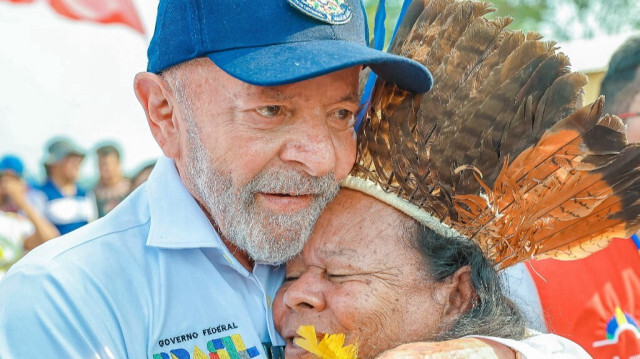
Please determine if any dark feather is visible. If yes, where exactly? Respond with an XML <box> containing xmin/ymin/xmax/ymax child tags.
<box><xmin>351</xmin><ymin>0</ymin><xmax>640</xmax><ymax>268</ymax></box>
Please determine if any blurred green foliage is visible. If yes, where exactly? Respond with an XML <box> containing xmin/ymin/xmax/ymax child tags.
<box><xmin>363</xmin><ymin>0</ymin><xmax>640</xmax><ymax>45</ymax></box>
<box><xmin>363</xmin><ymin>0</ymin><xmax>406</xmax><ymax>48</ymax></box>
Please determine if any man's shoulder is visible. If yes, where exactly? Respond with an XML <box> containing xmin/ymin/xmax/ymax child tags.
<box><xmin>7</xmin><ymin>188</ymin><xmax>152</xmax><ymax>277</ymax></box>
<box><xmin>0</xmin><ymin>201</ymin><xmax>153</xmax><ymax>358</ymax></box>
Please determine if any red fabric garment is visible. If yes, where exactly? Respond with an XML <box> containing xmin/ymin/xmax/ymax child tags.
<box><xmin>528</xmin><ymin>237</ymin><xmax>640</xmax><ymax>359</ymax></box>
<box><xmin>48</xmin><ymin>0</ymin><xmax>144</xmax><ymax>34</ymax></box>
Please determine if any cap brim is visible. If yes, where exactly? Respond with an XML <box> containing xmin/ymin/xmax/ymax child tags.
<box><xmin>44</xmin><ymin>150</ymin><xmax>85</xmax><ymax>165</ymax></box>
<box><xmin>208</xmin><ymin>40</ymin><xmax>433</xmax><ymax>93</ymax></box>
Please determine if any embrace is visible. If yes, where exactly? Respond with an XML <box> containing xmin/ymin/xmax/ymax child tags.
<box><xmin>2</xmin><ymin>0</ymin><xmax>639</xmax><ymax>358</ymax></box>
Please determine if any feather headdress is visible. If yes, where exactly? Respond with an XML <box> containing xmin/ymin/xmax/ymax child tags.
<box><xmin>345</xmin><ymin>0</ymin><xmax>640</xmax><ymax>269</ymax></box>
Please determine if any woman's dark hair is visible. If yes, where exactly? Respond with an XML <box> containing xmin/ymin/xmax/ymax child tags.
<box><xmin>412</xmin><ymin>223</ymin><xmax>527</xmax><ymax>340</ymax></box>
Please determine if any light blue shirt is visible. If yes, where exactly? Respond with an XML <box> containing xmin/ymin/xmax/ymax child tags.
<box><xmin>0</xmin><ymin>156</ymin><xmax>285</xmax><ymax>359</ymax></box>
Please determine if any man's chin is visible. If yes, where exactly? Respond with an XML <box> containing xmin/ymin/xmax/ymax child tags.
<box><xmin>245</xmin><ymin>239</ymin><xmax>307</xmax><ymax>264</ymax></box>
<box><xmin>225</xmin><ymin>227</ymin><xmax>308</xmax><ymax>265</ymax></box>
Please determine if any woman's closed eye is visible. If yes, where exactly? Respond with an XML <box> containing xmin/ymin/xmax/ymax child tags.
<box><xmin>284</xmin><ymin>275</ymin><xmax>300</xmax><ymax>282</ymax></box>
<box><xmin>326</xmin><ymin>272</ymin><xmax>359</xmax><ymax>282</ymax></box>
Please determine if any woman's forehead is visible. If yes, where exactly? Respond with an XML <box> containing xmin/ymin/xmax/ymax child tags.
<box><xmin>304</xmin><ymin>189</ymin><xmax>413</xmax><ymax>262</ymax></box>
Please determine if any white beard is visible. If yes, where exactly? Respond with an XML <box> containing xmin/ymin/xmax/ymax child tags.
<box><xmin>182</xmin><ymin>116</ymin><xmax>339</xmax><ymax>264</ymax></box>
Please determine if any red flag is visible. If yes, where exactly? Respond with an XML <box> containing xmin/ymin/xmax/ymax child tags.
<box><xmin>48</xmin><ymin>0</ymin><xmax>145</xmax><ymax>34</ymax></box>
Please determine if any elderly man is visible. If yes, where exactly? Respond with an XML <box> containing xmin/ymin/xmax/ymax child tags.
<box><xmin>0</xmin><ymin>0</ymin><xmax>432</xmax><ymax>358</ymax></box>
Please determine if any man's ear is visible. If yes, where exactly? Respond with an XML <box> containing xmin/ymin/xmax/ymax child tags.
<box><xmin>441</xmin><ymin>266</ymin><xmax>476</xmax><ymax>325</ymax></box>
<box><xmin>134</xmin><ymin>72</ymin><xmax>181</xmax><ymax>159</ymax></box>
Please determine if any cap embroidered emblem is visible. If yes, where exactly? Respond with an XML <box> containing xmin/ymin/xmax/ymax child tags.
<box><xmin>288</xmin><ymin>0</ymin><xmax>352</xmax><ymax>25</ymax></box>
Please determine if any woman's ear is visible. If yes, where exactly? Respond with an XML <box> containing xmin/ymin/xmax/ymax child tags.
<box><xmin>134</xmin><ymin>72</ymin><xmax>181</xmax><ymax>159</ymax></box>
<box><xmin>441</xmin><ymin>266</ymin><xmax>476</xmax><ymax>324</ymax></box>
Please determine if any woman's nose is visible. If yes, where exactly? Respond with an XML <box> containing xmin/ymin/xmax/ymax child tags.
<box><xmin>282</xmin><ymin>272</ymin><xmax>326</xmax><ymax>312</ymax></box>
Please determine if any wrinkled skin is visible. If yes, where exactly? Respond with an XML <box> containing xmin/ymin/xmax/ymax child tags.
<box><xmin>273</xmin><ymin>189</ymin><xmax>472</xmax><ymax>359</ymax></box>
<box><xmin>376</xmin><ymin>338</ymin><xmax>516</xmax><ymax>359</ymax></box>
<box><xmin>134</xmin><ymin>60</ymin><xmax>360</xmax><ymax>267</ymax></box>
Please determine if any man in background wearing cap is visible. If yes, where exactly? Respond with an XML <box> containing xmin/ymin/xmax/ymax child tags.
<box><xmin>0</xmin><ymin>155</ymin><xmax>58</xmax><ymax>278</ymax></box>
<box><xmin>0</xmin><ymin>155</ymin><xmax>29</xmax><ymax>214</ymax></box>
<box><xmin>0</xmin><ymin>1</ymin><xmax>433</xmax><ymax>358</ymax></box>
<box><xmin>32</xmin><ymin>137</ymin><xmax>98</xmax><ymax>235</ymax></box>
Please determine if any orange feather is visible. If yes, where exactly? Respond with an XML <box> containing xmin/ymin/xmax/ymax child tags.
<box><xmin>351</xmin><ymin>0</ymin><xmax>640</xmax><ymax>268</ymax></box>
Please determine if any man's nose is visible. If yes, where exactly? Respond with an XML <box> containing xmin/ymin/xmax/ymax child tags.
<box><xmin>283</xmin><ymin>273</ymin><xmax>326</xmax><ymax>312</ymax></box>
<box><xmin>279</xmin><ymin>115</ymin><xmax>336</xmax><ymax>178</ymax></box>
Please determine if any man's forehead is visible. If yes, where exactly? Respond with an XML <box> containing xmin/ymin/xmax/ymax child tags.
<box><xmin>247</xmin><ymin>87</ymin><xmax>301</xmax><ymax>101</ymax></box>
<box><xmin>244</xmin><ymin>75</ymin><xmax>361</xmax><ymax>103</ymax></box>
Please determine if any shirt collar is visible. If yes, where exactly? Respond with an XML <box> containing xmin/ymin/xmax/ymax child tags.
<box><xmin>145</xmin><ymin>156</ymin><xmax>223</xmax><ymax>250</ymax></box>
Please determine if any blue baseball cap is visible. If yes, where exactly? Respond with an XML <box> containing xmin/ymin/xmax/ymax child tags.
<box><xmin>147</xmin><ymin>0</ymin><xmax>433</xmax><ymax>93</ymax></box>
<box><xmin>0</xmin><ymin>155</ymin><xmax>24</xmax><ymax>177</ymax></box>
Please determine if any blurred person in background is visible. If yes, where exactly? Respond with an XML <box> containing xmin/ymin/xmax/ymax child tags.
<box><xmin>93</xmin><ymin>143</ymin><xmax>131</xmax><ymax>217</ymax></box>
<box><xmin>33</xmin><ymin>138</ymin><xmax>97</xmax><ymax>235</ymax></box>
<box><xmin>0</xmin><ymin>155</ymin><xmax>58</xmax><ymax>277</ymax></box>
<box><xmin>0</xmin><ymin>155</ymin><xmax>29</xmax><ymax>214</ymax></box>
<box><xmin>130</xmin><ymin>160</ymin><xmax>155</xmax><ymax>191</ymax></box>
<box><xmin>602</xmin><ymin>36</ymin><xmax>640</xmax><ymax>142</ymax></box>
<box><xmin>508</xmin><ymin>35</ymin><xmax>640</xmax><ymax>359</ymax></box>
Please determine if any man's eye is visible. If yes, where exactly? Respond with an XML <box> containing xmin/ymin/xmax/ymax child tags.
<box><xmin>256</xmin><ymin>105</ymin><xmax>282</xmax><ymax>117</ymax></box>
<box><xmin>329</xmin><ymin>109</ymin><xmax>356</xmax><ymax>130</ymax></box>
<box><xmin>335</xmin><ymin>109</ymin><xmax>353</xmax><ymax>121</ymax></box>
